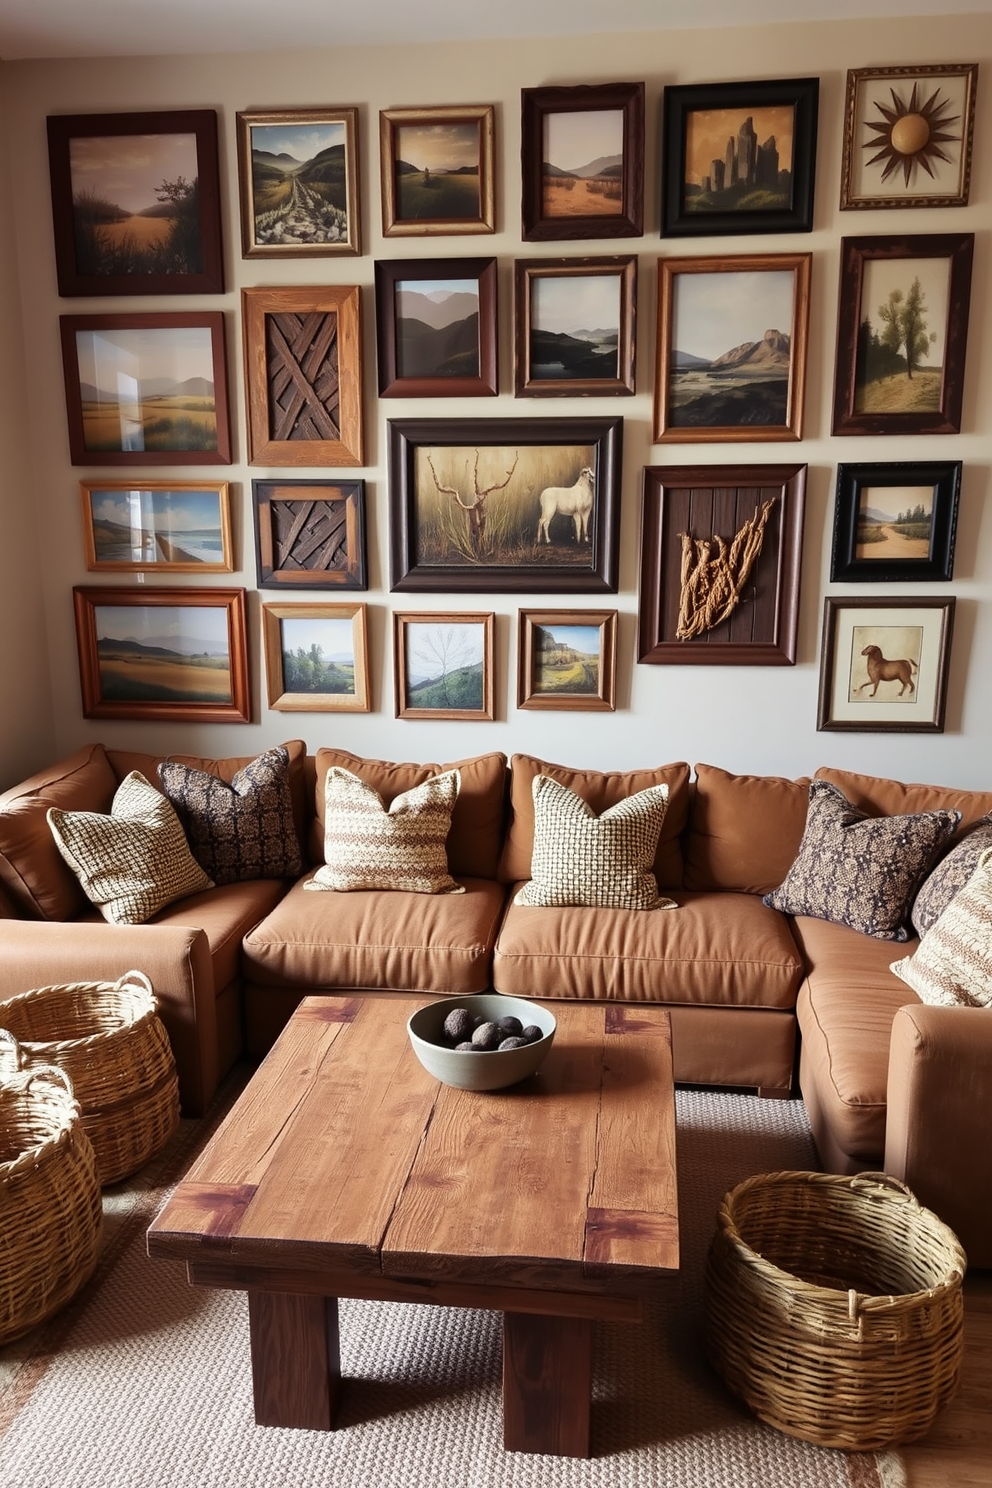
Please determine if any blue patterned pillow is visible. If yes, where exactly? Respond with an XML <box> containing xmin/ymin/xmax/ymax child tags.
<box><xmin>158</xmin><ymin>746</ymin><xmax>303</xmax><ymax>886</ymax></box>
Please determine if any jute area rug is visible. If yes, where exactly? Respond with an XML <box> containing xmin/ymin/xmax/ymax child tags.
<box><xmin>0</xmin><ymin>1069</ymin><xmax>907</xmax><ymax>1488</ymax></box>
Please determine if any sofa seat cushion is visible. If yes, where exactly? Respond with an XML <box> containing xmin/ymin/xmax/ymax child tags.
<box><xmin>242</xmin><ymin>873</ymin><xmax>507</xmax><ymax>995</ymax></box>
<box><xmin>793</xmin><ymin>914</ymin><xmax>920</xmax><ymax>1163</ymax></box>
<box><xmin>149</xmin><ymin>877</ymin><xmax>288</xmax><ymax>993</ymax></box>
<box><xmin>493</xmin><ymin>889</ymin><xmax>802</xmax><ymax>1008</ymax></box>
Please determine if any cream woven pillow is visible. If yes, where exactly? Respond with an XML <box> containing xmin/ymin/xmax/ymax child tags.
<box><xmin>47</xmin><ymin>770</ymin><xmax>213</xmax><ymax>926</ymax></box>
<box><xmin>890</xmin><ymin>848</ymin><xmax>992</xmax><ymax>1008</ymax></box>
<box><xmin>515</xmin><ymin>774</ymin><xmax>675</xmax><ymax>910</ymax></box>
<box><xmin>306</xmin><ymin>766</ymin><xmax>464</xmax><ymax>895</ymax></box>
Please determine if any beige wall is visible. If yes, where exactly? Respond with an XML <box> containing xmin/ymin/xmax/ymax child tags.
<box><xmin>1</xmin><ymin>12</ymin><xmax>989</xmax><ymax>788</ymax></box>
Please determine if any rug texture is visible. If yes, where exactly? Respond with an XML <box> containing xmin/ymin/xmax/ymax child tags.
<box><xmin>0</xmin><ymin>1074</ymin><xmax>907</xmax><ymax>1488</ymax></box>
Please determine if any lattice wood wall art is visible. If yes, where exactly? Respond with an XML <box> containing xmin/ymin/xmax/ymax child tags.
<box><xmin>252</xmin><ymin>479</ymin><xmax>367</xmax><ymax>589</ymax></box>
<box><xmin>242</xmin><ymin>285</ymin><xmax>364</xmax><ymax>465</ymax></box>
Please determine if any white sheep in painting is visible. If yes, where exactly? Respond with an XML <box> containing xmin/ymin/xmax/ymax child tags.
<box><xmin>536</xmin><ymin>466</ymin><xmax>595</xmax><ymax>545</ymax></box>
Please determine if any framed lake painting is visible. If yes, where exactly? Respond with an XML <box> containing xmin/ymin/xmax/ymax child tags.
<box><xmin>393</xmin><ymin>611</ymin><xmax>494</xmax><ymax>720</ymax></box>
<box><xmin>514</xmin><ymin>255</ymin><xmax>636</xmax><ymax>397</ymax></box>
<box><xmin>517</xmin><ymin>608</ymin><xmax>617</xmax><ymax>711</ymax></box>
<box><xmin>262</xmin><ymin>602</ymin><xmax>370</xmax><ymax>713</ymax></box>
<box><xmin>379</xmin><ymin>105</ymin><xmax>495</xmax><ymax>237</ymax></box>
<box><xmin>829</xmin><ymin>460</ymin><xmax>961</xmax><ymax>583</ymax></box>
<box><xmin>521</xmin><ymin>81</ymin><xmax>644</xmax><ymax>241</ymax></box>
<box><xmin>375</xmin><ymin>257</ymin><xmax>497</xmax><ymax>397</ymax></box>
<box><xmin>79</xmin><ymin>480</ymin><xmax>233</xmax><ymax>573</ymax></box>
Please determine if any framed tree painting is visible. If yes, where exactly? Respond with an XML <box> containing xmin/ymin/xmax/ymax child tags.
<box><xmin>47</xmin><ymin>109</ymin><xmax>224</xmax><ymax>296</ymax></box>
<box><xmin>521</xmin><ymin>82</ymin><xmax>644</xmax><ymax>241</ymax></box>
<box><xmin>517</xmin><ymin>609</ymin><xmax>617</xmax><ymax>711</ymax></box>
<box><xmin>374</xmin><ymin>257</ymin><xmax>497</xmax><ymax>397</ymax></box>
<box><xmin>830</xmin><ymin>460</ymin><xmax>961</xmax><ymax>583</ymax></box>
<box><xmin>236</xmin><ymin>107</ymin><xmax>360</xmax><ymax>257</ymax></box>
<box><xmin>379</xmin><ymin>105</ymin><xmax>495</xmax><ymax>237</ymax></box>
<box><xmin>262</xmin><ymin>602</ymin><xmax>370</xmax><ymax>712</ymax></box>
<box><xmin>514</xmin><ymin>255</ymin><xmax>636</xmax><ymax>397</ymax></box>
<box><xmin>840</xmin><ymin>65</ymin><xmax>977</xmax><ymax>210</ymax></box>
<box><xmin>393</xmin><ymin>611</ymin><xmax>494</xmax><ymax>720</ymax></box>
<box><xmin>817</xmin><ymin>596</ymin><xmax>954</xmax><ymax>733</ymax></box>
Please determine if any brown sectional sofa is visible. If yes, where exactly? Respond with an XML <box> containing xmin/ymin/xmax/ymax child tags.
<box><xmin>1</xmin><ymin>741</ymin><xmax>989</xmax><ymax>1265</ymax></box>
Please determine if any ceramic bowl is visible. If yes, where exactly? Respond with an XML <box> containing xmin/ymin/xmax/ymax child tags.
<box><xmin>407</xmin><ymin>993</ymin><xmax>556</xmax><ymax>1092</ymax></box>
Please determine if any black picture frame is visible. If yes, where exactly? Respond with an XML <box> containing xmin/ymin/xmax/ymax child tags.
<box><xmin>830</xmin><ymin>461</ymin><xmax>961</xmax><ymax>583</ymax></box>
<box><xmin>661</xmin><ymin>77</ymin><xmax>818</xmax><ymax>237</ymax></box>
<box><xmin>388</xmin><ymin>416</ymin><xmax>622</xmax><ymax>593</ymax></box>
<box><xmin>521</xmin><ymin>82</ymin><xmax>644</xmax><ymax>242</ymax></box>
<box><xmin>374</xmin><ymin>257</ymin><xmax>497</xmax><ymax>398</ymax></box>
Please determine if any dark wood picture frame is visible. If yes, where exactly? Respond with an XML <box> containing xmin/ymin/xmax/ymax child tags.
<box><xmin>60</xmin><ymin>311</ymin><xmax>231</xmax><ymax>466</ymax></box>
<box><xmin>514</xmin><ymin>255</ymin><xmax>636</xmax><ymax>397</ymax></box>
<box><xmin>79</xmin><ymin>479</ymin><xmax>233</xmax><ymax>573</ymax></box>
<box><xmin>817</xmin><ymin>595</ymin><xmax>954</xmax><ymax>733</ymax></box>
<box><xmin>638</xmin><ymin>463</ymin><xmax>807</xmax><ymax>666</ymax></box>
<box><xmin>388</xmin><ymin>415</ymin><xmax>622</xmax><ymax>594</ymax></box>
<box><xmin>252</xmin><ymin>478</ymin><xmax>367</xmax><ymax>590</ymax></box>
<box><xmin>393</xmin><ymin>610</ymin><xmax>495</xmax><ymax>720</ymax></box>
<box><xmin>662</xmin><ymin>76</ymin><xmax>818</xmax><ymax>237</ymax></box>
<box><xmin>379</xmin><ymin>105</ymin><xmax>495</xmax><ymax>237</ymax></box>
<box><xmin>262</xmin><ymin>601</ymin><xmax>370</xmax><ymax>712</ymax></box>
<box><xmin>236</xmin><ymin>106</ymin><xmax>360</xmax><ymax>258</ymax></box>
<box><xmin>375</xmin><ymin>257</ymin><xmax>497</xmax><ymax>397</ymax></box>
<box><xmin>242</xmin><ymin>284</ymin><xmax>364</xmax><ymax>466</ymax></box>
<box><xmin>521</xmin><ymin>81</ymin><xmax>644</xmax><ymax>241</ymax></box>
<box><xmin>830</xmin><ymin>460</ymin><xmax>961</xmax><ymax>583</ymax></box>
<box><xmin>47</xmin><ymin>109</ymin><xmax>224</xmax><ymax>297</ymax></box>
<box><xmin>517</xmin><ymin>608</ymin><xmax>617</xmax><ymax>711</ymax></box>
<box><xmin>72</xmin><ymin>585</ymin><xmax>250</xmax><ymax>723</ymax></box>
<box><xmin>840</xmin><ymin>65</ymin><xmax>977</xmax><ymax>211</ymax></box>
<box><xmin>654</xmin><ymin>253</ymin><xmax>811</xmax><ymax>443</ymax></box>
<box><xmin>832</xmin><ymin>233</ymin><xmax>974</xmax><ymax>437</ymax></box>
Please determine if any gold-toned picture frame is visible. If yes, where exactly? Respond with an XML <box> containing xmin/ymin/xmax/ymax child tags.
<box><xmin>517</xmin><ymin>609</ymin><xmax>616</xmax><ymax>711</ymax></box>
<box><xmin>379</xmin><ymin>105</ymin><xmax>495</xmax><ymax>238</ymax></box>
<box><xmin>79</xmin><ymin>480</ymin><xmax>233</xmax><ymax>573</ymax></box>
<box><xmin>393</xmin><ymin>610</ymin><xmax>494</xmax><ymax>720</ymax></box>
<box><xmin>840</xmin><ymin>64</ymin><xmax>977</xmax><ymax>210</ymax></box>
<box><xmin>236</xmin><ymin>107</ymin><xmax>360</xmax><ymax>257</ymax></box>
<box><xmin>261</xmin><ymin>601</ymin><xmax>370</xmax><ymax>713</ymax></box>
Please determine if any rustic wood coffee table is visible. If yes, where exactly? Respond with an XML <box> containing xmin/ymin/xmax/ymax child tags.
<box><xmin>148</xmin><ymin>994</ymin><xmax>679</xmax><ymax>1458</ymax></box>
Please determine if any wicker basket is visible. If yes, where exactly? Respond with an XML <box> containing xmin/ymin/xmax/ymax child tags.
<box><xmin>705</xmin><ymin>1169</ymin><xmax>966</xmax><ymax>1451</ymax></box>
<box><xmin>0</xmin><ymin>1064</ymin><xmax>102</xmax><ymax>1345</ymax></box>
<box><xmin>0</xmin><ymin>972</ymin><xmax>179</xmax><ymax>1186</ymax></box>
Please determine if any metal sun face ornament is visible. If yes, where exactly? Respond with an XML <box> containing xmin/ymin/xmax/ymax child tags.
<box><xmin>864</xmin><ymin>83</ymin><xmax>962</xmax><ymax>187</ymax></box>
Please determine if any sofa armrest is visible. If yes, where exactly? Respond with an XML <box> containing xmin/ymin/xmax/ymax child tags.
<box><xmin>885</xmin><ymin>1003</ymin><xmax>992</xmax><ymax>1268</ymax></box>
<box><xmin>0</xmin><ymin>919</ymin><xmax>217</xmax><ymax>1117</ymax></box>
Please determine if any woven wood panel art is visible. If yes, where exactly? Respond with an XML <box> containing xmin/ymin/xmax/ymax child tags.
<box><xmin>265</xmin><ymin>312</ymin><xmax>341</xmax><ymax>443</ymax></box>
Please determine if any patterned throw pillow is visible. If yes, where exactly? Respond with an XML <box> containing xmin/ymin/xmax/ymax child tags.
<box><xmin>891</xmin><ymin>849</ymin><xmax>992</xmax><ymax>1008</ymax></box>
<box><xmin>158</xmin><ymin>746</ymin><xmax>303</xmax><ymax>886</ymax></box>
<box><xmin>515</xmin><ymin>775</ymin><xmax>675</xmax><ymax>911</ymax></box>
<box><xmin>763</xmin><ymin>781</ymin><xmax>960</xmax><ymax>941</ymax></box>
<box><xmin>306</xmin><ymin>767</ymin><xmax>464</xmax><ymax>895</ymax></box>
<box><xmin>46</xmin><ymin>771</ymin><xmax>212</xmax><ymax>926</ymax></box>
<box><xmin>911</xmin><ymin>814</ymin><xmax>992</xmax><ymax>937</ymax></box>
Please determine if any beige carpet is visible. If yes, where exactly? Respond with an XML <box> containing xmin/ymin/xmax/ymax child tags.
<box><xmin>0</xmin><ymin>1071</ymin><xmax>906</xmax><ymax>1488</ymax></box>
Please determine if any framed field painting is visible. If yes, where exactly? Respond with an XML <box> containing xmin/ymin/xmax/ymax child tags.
<box><xmin>242</xmin><ymin>284</ymin><xmax>363</xmax><ymax>466</ymax></box>
<box><xmin>514</xmin><ymin>255</ymin><xmax>636</xmax><ymax>397</ymax></box>
<box><xmin>661</xmin><ymin>76</ymin><xmax>818</xmax><ymax>237</ymax></box>
<box><xmin>830</xmin><ymin>460</ymin><xmax>961</xmax><ymax>583</ymax></box>
<box><xmin>388</xmin><ymin>415</ymin><xmax>622</xmax><ymax>594</ymax></box>
<box><xmin>47</xmin><ymin>109</ymin><xmax>224</xmax><ymax>297</ymax></box>
<box><xmin>374</xmin><ymin>257</ymin><xmax>497</xmax><ymax>397</ymax></box>
<box><xmin>236</xmin><ymin>107</ymin><xmax>360</xmax><ymax>257</ymax></box>
<box><xmin>79</xmin><ymin>480</ymin><xmax>233</xmax><ymax>573</ymax></box>
<box><xmin>379</xmin><ymin>105</ymin><xmax>495</xmax><ymax>237</ymax></box>
<box><xmin>517</xmin><ymin>609</ymin><xmax>617</xmax><ymax>711</ymax></box>
<box><xmin>654</xmin><ymin>253</ymin><xmax>810</xmax><ymax>442</ymax></box>
<box><xmin>262</xmin><ymin>602</ymin><xmax>370</xmax><ymax>712</ymax></box>
<box><xmin>393</xmin><ymin>611</ymin><xmax>494</xmax><ymax>720</ymax></box>
<box><xmin>832</xmin><ymin>233</ymin><xmax>974</xmax><ymax>437</ymax></box>
<box><xmin>840</xmin><ymin>65</ymin><xmax>977</xmax><ymax>211</ymax></box>
<box><xmin>817</xmin><ymin>596</ymin><xmax>954</xmax><ymax>733</ymax></box>
<box><xmin>521</xmin><ymin>82</ymin><xmax>644</xmax><ymax>242</ymax></box>
<box><xmin>72</xmin><ymin>585</ymin><xmax>250</xmax><ymax>723</ymax></box>
<box><xmin>252</xmin><ymin>478</ymin><xmax>367</xmax><ymax>590</ymax></box>
<box><xmin>60</xmin><ymin>312</ymin><xmax>231</xmax><ymax>465</ymax></box>
<box><xmin>638</xmin><ymin>463</ymin><xmax>807</xmax><ymax>666</ymax></box>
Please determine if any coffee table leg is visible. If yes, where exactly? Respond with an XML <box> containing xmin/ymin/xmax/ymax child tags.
<box><xmin>247</xmin><ymin>1290</ymin><xmax>341</xmax><ymax>1430</ymax></box>
<box><xmin>502</xmin><ymin>1312</ymin><xmax>593</xmax><ymax>1457</ymax></box>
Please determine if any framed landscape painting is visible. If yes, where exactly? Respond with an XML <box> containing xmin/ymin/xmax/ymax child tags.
<box><xmin>379</xmin><ymin>105</ymin><xmax>495</xmax><ymax>237</ymax></box>
<box><xmin>840</xmin><ymin>65</ymin><xmax>977</xmax><ymax>210</ymax></box>
<box><xmin>60</xmin><ymin>312</ymin><xmax>231</xmax><ymax>465</ymax></box>
<box><xmin>79</xmin><ymin>480</ymin><xmax>232</xmax><ymax>573</ymax></box>
<box><xmin>252</xmin><ymin>478</ymin><xmax>367</xmax><ymax>590</ymax></box>
<box><xmin>832</xmin><ymin>233</ymin><xmax>974</xmax><ymax>436</ymax></box>
<box><xmin>514</xmin><ymin>255</ymin><xmax>636</xmax><ymax>397</ymax></box>
<box><xmin>521</xmin><ymin>82</ymin><xmax>644</xmax><ymax>241</ymax></box>
<box><xmin>393</xmin><ymin>611</ymin><xmax>494</xmax><ymax>720</ymax></box>
<box><xmin>237</xmin><ymin>107</ymin><xmax>360</xmax><ymax>257</ymax></box>
<box><xmin>654</xmin><ymin>253</ymin><xmax>810</xmax><ymax>442</ymax></box>
<box><xmin>262</xmin><ymin>602</ymin><xmax>370</xmax><ymax>712</ymax></box>
<box><xmin>517</xmin><ymin>609</ymin><xmax>617</xmax><ymax>711</ymax></box>
<box><xmin>830</xmin><ymin>460</ymin><xmax>961</xmax><ymax>583</ymax></box>
<box><xmin>47</xmin><ymin>109</ymin><xmax>224</xmax><ymax>296</ymax></box>
<box><xmin>817</xmin><ymin>596</ymin><xmax>954</xmax><ymax>733</ymax></box>
<box><xmin>72</xmin><ymin>586</ymin><xmax>250</xmax><ymax>723</ymax></box>
<box><xmin>375</xmin><ymin>257</ymin><xmax>497</xmax><ymax>397</ymax></box>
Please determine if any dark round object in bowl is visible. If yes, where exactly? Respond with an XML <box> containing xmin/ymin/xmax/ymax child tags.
<box><xmin>443</xmin><ymin>1007</ymin><xmax>475</xmax><ymax>1044</ymax></box>
<box><xmin>522</xmin><ymin>1025</ymin><xmax>544</xmax><ymax>1044</ymax></box>
<box><xmin>498</xmin><ymin>1036</ymin><xmax>528</xmax><ymax>1050</ymax></box>
<box><xmin>455</xmin><ymin>1041</ymin><xmax>476</xmax><ymax>1051</ymax></box>
<box><xmin>496</xmin><ymin>1015</ymin><xmax>523</xmax><ymax>1038</ymax></box>
<box><xmin>407</xmin><ymin>995</ymin><xmax>557</xmax><ymax>1092</ymax></box>
<box><xmin>471</xmin><ymin>1021</ymin><xmax>502</xmax><ymax>1051</ymax></box>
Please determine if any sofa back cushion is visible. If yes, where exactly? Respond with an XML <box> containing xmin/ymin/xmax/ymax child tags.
<box><xmin>814</xmin><ymin>767</ymin><xmax>992</xmax><ymax>829</ymax></box>
<box><xmin>311</xmin><ymin>749</ymin><xmax>507</xmax><ymax>880</ymax></box>
<box><xmin>498</xmin><ymin>754</ymin><xmax>689</xmax><ymax>888</ymax></box>
<box><xmin>683</xmin><ymin>764</ymin><xmax>811</xmax><ymax>894</ymax></box>
<box><xmin>0</xmin><ymin>744</ymin><xmax>117</xmax><ymax>920</ymax></box>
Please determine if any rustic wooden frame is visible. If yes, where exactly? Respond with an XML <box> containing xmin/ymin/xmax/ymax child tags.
<box><xmin>638</xmin><ymin>463</ymin><xmax>807</xmax><ymax>666</ymax></box>
<box><xmin>521</xmin><ymin>81</ymin><xmax>644</xmax><ymax>241</ymax></box>
<box><xmin>379</xmin><ymin>105</ymin><xmax>495</xmax><ymax>237</ymax></box>
<box><xmin>72</xmin><ymin>585</ymin><xmax>250</xmax><ymax>723</ymax></box>
<box><xmin>242</xmin><ymin>284</ymin><xmax>364</xmax><ymax>466</ymax></box>
<box><xmin>252</xmin><ymin>478</ymin><xmax>367</xmax><ymax>590</ymax></box>
<box><xmin>830</xmin><ymin>460</ymin><xmax>961</xmax><ymax>583</ymax></box>
<box><xmin>840</xmin><ymin>65</ymin><xmax>977</xmax><ymax>210</ymax></box>
<box><xmin>79</xmin><ymin>479</ymin><xmax>233</xmax><ymax>573</ymax></box>
<box><xmin>375</xmin><ymin>256</ymin><xmax>498</xmax><ymax>397</ymax></box>
<box><xmin>237</xmin><ymin>107</ymin><xmax>360</xmax><ymax>258</ymax></box>
<box><xmin>817</xmin><ymin>595</ymin><xmax>954</xmax><ymax>733</ymax></box>
<box><xmin>517</xmin><ymin>608</ymin><xmax>617</xmax><ymax>711</ymax></box>
<box><xmin>514</xmin><ymin>255</ymin><xmax>636</xmax><ymax>397</ymax></box>
<box><xmin>262</xmin><ymin>601</ymin><xmax>370</xmax><ymax>713</ymax></box>
<box><xmin>393</xmin><ymin>610</ymin><xmax>495</xmax><ymax>720</ymax></box>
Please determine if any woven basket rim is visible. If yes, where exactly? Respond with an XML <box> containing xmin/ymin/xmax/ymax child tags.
<box><xmin>0</xmin><ymin>1065</ymin><xmax>82</xmax><ymax>1178</ymax></box>
<box><xmin>0</xmin><ymin>972</ymin><xmax>157</xmax><ymax>1058</ymax></box>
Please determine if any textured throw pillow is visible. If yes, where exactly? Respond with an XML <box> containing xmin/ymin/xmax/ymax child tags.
<box><xmin>306</xmin><ymin>767</ymin><xmax>464</xmax><ymax>895</ymax></box>
<box><xmin>515</xmin><ymin>775</ymin><xmax>676</xmax><ymax>911</ymax></box>
<box><xmin>911</xmin><ymin>814</ymin><xmax>992</xmax><ymax>937</ymax></box>
<box><xmin>46</xmin><ymin>771</ymin><xmax>212</xmax><ymax>926</ymax></box>
<box><xmin>891</xmin><ymin>849</ymin><xmax>992</xmax><ymax>1008</ymax></box>
<box><xmin>763</xmin><ymin>781</ymin><xmax>960</xmax><ymax>941</ymax></box>
<box><xmin>158</xmin><ymin>746</ymin><xmax>303</xmax><ymax>886</ymax></box>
